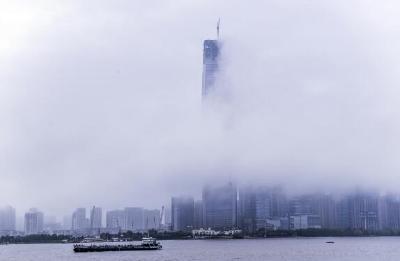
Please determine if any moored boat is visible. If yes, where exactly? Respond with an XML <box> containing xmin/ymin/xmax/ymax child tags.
<box><xmin>73</xmin><ymin>237</ymin><xmax>162</xmax><ymax>252</ymax></box>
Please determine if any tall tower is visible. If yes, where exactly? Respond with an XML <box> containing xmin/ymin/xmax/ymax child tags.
<box><xmin>202</xmin><ymin>21</ymin><xmax>221</xmax><ymax>98</ymax></box>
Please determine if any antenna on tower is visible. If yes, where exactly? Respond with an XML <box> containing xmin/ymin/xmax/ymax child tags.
<box><xmin>217</xmin><ymin>18</ymin><xmax>220</xmax><ymax>39</ymax></box>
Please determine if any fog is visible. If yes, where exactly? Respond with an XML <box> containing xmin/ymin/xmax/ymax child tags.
<box><xmin>1</xmin><ymin>0</ymin><xmax>400</xmax><ymax>219</ymax></box>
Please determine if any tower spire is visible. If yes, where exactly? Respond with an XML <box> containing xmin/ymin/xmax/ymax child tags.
<box><xmin>217</xmin><ymin>18</ymin><xmax>220</xmax><ymax>39</ymax></box>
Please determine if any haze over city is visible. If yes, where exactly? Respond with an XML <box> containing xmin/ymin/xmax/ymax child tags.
<box><xmin>2</xmin><ymin>0</ymin><xmax>400</xmax><ymax>222</ymax></box>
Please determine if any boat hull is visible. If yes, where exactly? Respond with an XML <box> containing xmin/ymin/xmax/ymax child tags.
<box><xmin>74</xmin><ymin>244</ymin><xmax>162</xmax><ymax>252</ymax></box>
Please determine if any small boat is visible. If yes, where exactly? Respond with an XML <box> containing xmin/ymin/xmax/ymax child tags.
<box><xmin>73</xmin><ymin>237</ymin><xmax>162</xmax><ymax>253</ymax></box>
<box><xmin>325</xmin><ymin>241</ymin><xmax>335</xmax><ymax>244</ymax></box>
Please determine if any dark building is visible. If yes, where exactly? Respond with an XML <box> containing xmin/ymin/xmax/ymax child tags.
<box><xmin>335</xmin><ymin>193</ymin><xmax>379</xmax><ymax>231</ymax></box>
<box><xmin>335</xmin><ymin>197</ymin><xmax>351</xmax><ymax>229</ymax></box>
<box><xmin>239</xmin><ymin>186</ymin><xmax>257</xmax><ymax>233</ymax></box>
<box><xmin>317</xmin><ymin>194</ymin><xmax>337</xmax><ymax>229</ymax></box>
<box><xmin>202</xmin><ymin>40</ymin><xmax>220</xmax><ymax>97</ymax></box>
<box><xmin>289</xmin><ymin>195</ymin><xmax>320</xmax><ymax>216</ymax></box>
<box><xmin>171</xmin><ymin>197</ymin><xmax>194</xmax><ymax>231</ymax></box>
<box><xmin>239</xmin><ymin>186</ymin><xmax>289</xmax><ymax>233</ymax></box>
<box><xmin>349</xmin><ymin>194</ymin><xmax>379</xmax><ymax>231</ymax></box>
<box><xmin>270</xmin><ymin>187</ymin><xmax>289</xmax><ymax>218</ymax></box>
<box><xmin>193</xmin><ymin>200</ymin><xmax>204</xmax><ymax>229</ymax></box>
<box><xmin>203</xmin><ymin>182</ymin><xmax>237</xmax><ymax>230</ymax></box>
<box><xmin>378</xmin><ymin>195</ymin><xmax>400</xmax><ymax>230</ymax></box>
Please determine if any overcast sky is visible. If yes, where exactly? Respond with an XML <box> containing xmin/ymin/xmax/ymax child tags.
<box><xmin>2</xmin><ymin>0</ymin><xmax>400</xmax><ymax>219</ymax></box>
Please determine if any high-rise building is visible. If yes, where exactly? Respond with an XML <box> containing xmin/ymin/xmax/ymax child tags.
<box><xmin>164</xmin><ymin>207</ymin><xmax>172</xmax><ymax>230</ymax></box>
<box><xmin>239</xmin><ymin>186</ymin><xmax>257</xmax><ymax>233</ymax></box>
<box><xmin>106</xmin><ymin>210</ymin><xmax>125</xmax><ymax>230</ymax></box>
<box><xmin>335</xmin><ymin>196</ymin><xmax>351</xmax><ymax>229</ymax></box>
<box><xmin>378</xmin><ymin>195</ymin><xmax>400</xmax><ymax>230</ymax></box>
<box><xmin>316</xmin><ymin>194</ymin><xmax>337</xmax><ymax>229</ymax></box>
<box><xmin>289</xmin><ymin>195</ymin><xmax>320</xmax><ymax>216</ymax></box>
<box><xmin>254</xmin><ymin>188</ymin><xmax>274</xmax><ymax>231</ymax></box>
<box><xmin>270</xmin><ymin>187</ymin><xmax>289</xmax><ymax>218</ymax></box>
<box><xmin>239</xmin><ymin>186</ymin><xmax>291</xmax><ymax>233</ymax></box>
<box><xmin>124</xmin><ymin>207</ymin><xmax>144</xmax><ymax>231</ymax></box>
<box><xmin>72</xmin><ymin>208</ymin><xmax>87</xmax><ymax>231</ymax></box>
<box><xmin>144</xmin><ymin>209</ymin><xmax>160</xmax><ymax>230</ymax></box>
<box><xmin>0</xmin><ymin>206</ymin><xmax>16</xmax><ymax>233</ymax></box>
<box><xmin>194</xmin><ymin>200</ymin><xmax>204</xmax><ymax>229</ymax></box>
<box><xmin>90</xmin><ymin>206</ymin><xmax>102</xmax><ymax>229</ymax></box>
<box><xmin>335</xmin><ymin>193</ymin><xmax>379</xmax><ymax>231</ymax></box>
<box><xmin>202</xmin><ymin>39</ymin><xmax>220</xmax><ymax>97</ymax></box>
<box><xmin>24</xmin><ymin>208</ymin><xmax>44</xmax><ymax>235</ymax></box>
<box><xmin>62</xmin><ymin>215</ymin><xmax>72</xmax><ymax>230</ymax></box>
<box><xmin>171</xmin><ymin>196</ymin><xmax>194</xmax><ymax>231</ymax></box>
<box><xmin>348</xmin><ymin>194</ymin><xmax>379</xmax><ymax>231</ymax></box>
<box><xmin>202</xmin><ymin>182</ymin><xmax>237</xmax><ymax>230</ymax></box>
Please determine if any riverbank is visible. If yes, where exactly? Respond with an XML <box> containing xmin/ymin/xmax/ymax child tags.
<box><xmin>3</xmin><ymin>228</ymin><xmax>400</xmax><ymax>244</ymax></box>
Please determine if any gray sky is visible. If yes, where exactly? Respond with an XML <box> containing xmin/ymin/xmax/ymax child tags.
<box><xmin>1</xmin><ymin>0</ymin><xmax>400</xmax><ymax>219</ymax></box>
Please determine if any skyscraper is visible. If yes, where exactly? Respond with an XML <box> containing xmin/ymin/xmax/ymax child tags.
<box><xmin>239</xmin><ymin>186</ymin><xmax>288</xmax><ymax>233</ymax></box>
<box><xmin>171</xmin><ymin>196</ymin><xmax>194</xmax><ymax>231</ymax></box>
<box><xmin>90</xmin><ymin>206</ymin><xmax>102</xmax><ymax>230</ymax></box>
<box><xmin>106</xmin><ymin>210</ymin><xmax>125</xmax><ymax>230</ymax></box>
<box><xmin>202</xmin><ymin>182</ymin><xmax>237</xmax><ymax>230</ymax></box>
<box><xmin>348</xmin><ymin>193</ymin><xmax>379</xmax><ymax>231</ymax></box>
<box><xmin>194</xmin><ymin>200</ymin><xmax>204</xmax><ymax>229</ymax></box>
<box><xmin>202</xmin><ymin>39</ymin><xmax>220</xmax><ymax>97</ymax></box>
<box><xmin>0</xmin><ymin>206</ymin><xmax>16</xmax><ymax>233</ymax></box>
<box><xmin>72</xmin><ymin>208</ymin><xmax>88</xmax><ymax>231</ymax></box>
<box><xmin>24</xmin><ymin>208</ymin><xmax>44</xmax><ymax>235</ymax></box>
<box><xmin>124</xmin><ymin>207</ymin><xmax>144</xmax><ymax>231</ymax></box>
<box><xmin>144</xmin><ymin>209</ymin><xmax>160</xmax><ymax>230</ymax></box>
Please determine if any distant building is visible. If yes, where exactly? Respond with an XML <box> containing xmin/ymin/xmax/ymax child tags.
<box><xmin>72</xmin><ymin>208</ymin><xmax>87</xmax><ymax>231</ymax></box>
<box><xmin>290</xmin><ymin>215</ymin><xmax>321</xmax><ymax>230</ymax></box>
<box><xmin>124</xmin><ymin>207</ymin><xmax>144</xmax><ymax>231</ymax></box>
<box><xmin>164</xmin><ymin>207</ymin><xmax>172</xmax><ymax>230</ymax></box>
<box><xmin>0</xmin><ymin>206</ymin><xmax>16</xmax><ymax>233</ymax></box>
<box><xmin>239</xmin><ymin>186</ymin><xmax>256</xmax><ymax>233</ymax></box>
<box><xmin>316</xmin><ymin>194</ymin><xmax>337</xmax><ymax>229</ymax></box>
<box><xmin>289</xmin><ymin>195</ymin><xmax>320</xmax><ymax>216</ymax></box>
<box><xmin>202</xmin><ymin>39</ymin><xmax>220</xmax><ymax>97</ymax></box>
<box><xmin>335</xmin><ymin>196</ymin><xmax>351</xmax><ymax>229</ymax></box>
<box><xmin>265</xmin><ymin>217</ymin><xmax>290</xmax><ymax>230</ymax></box>
<box><xmin>106</xmin><ymin>210</ymin><xmax>125</xmax><ymax>230</ymax></box>
<box><xmin>203</xmin><ymin>182</ymin><xmax>237</xmax><ymax>230</ymax></box>
<box><xmin>348</xmin><ymin>194</ymin><xmax>379</xmax><ymax>231</ymax></box>
<box><xmin>171</xmin><ymin>196</ymin><xmax>194</xmax><ymax>231</ymax></box>
<box><xmin>24</xmin><ymin>208</ymin><xmax>44</xmax><ymax>235</ymax></box>
<box><xmin>194</xmin><ymin>200</ymin><xmax>204</xmax><ymax>229</ymax></box>
<box><xmin>144</xmin><ymin>209</ymin><xmax>160</xmax><ymax>230</ymax></box>
<box><xmin>378</xmin><ymin>195</ymin><xmax>400</xmax><ymax>230</ymax></box>
<box><xmin>62</xmin><ymin>215</ymin><xmax>72</xmax><ymax>230</ymax></box>
<box><xmin>90</xmin><ymin>206</ymin><xmax>102</xmax><ymax>230</ymax></box>
<box><xmin>239</xmin><ymin>186</ymin><xmax>287</xmax><ymax>233</ymax></box>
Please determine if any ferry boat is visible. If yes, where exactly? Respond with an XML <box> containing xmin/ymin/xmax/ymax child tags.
<box><xmin>73</xmin><ymin>237</ymin><xmax>162</xmax><ymax>252</ymax></box>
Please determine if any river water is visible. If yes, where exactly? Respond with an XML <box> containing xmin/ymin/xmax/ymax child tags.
<box><xmin>1</xmin><ymin>237</ymin><xmax>400</xmax><ymax>260</ymax></box>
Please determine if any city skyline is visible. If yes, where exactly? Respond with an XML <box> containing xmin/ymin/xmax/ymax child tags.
<box><xmin>3</xmin><ymin>183</ymin><xmax>400</xmax><ymax>236</ymax></box>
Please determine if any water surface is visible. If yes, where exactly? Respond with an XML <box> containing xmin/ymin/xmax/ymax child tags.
<box><xmin>1</xmin><ymin>237</ymin><xmax>399</xmax><ymax>260</ymax></box>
